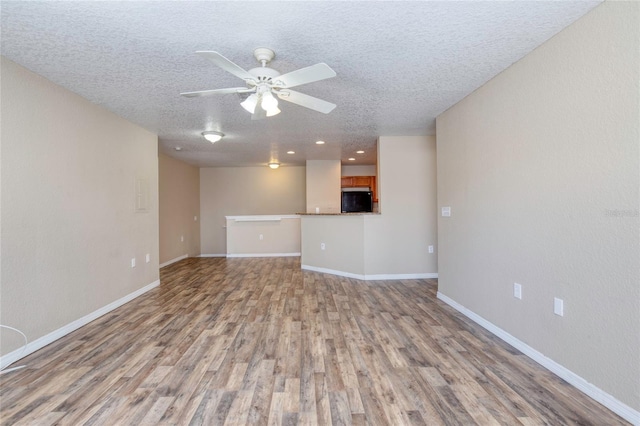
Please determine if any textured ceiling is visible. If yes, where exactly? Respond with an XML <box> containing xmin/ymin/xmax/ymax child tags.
<box><xmin>1</xmin><ymin>1</ymin><xmax>601</xmax><ymax>167</ymax></box>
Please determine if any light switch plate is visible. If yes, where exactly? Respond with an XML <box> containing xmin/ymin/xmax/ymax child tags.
<box><xmin>554</xmin><ymin>297</ymin><xmax>564</xmax><ymax>316</ymax></box>
<box><xmin>514</xmin><ymin>283</ymin><xmax>522</xmax><ymax>299</ymax></box>
<box><xmin>145</xmin><ymin>253</ymin><xmax>150</xmax><ymax>263</ymax></box>
<box><xmin>131</xmin><ymin>258</ymin><xmax>136</xmax><ymax>268</ymax></box>
<box><xmin>441</xmin><ymin>206</ymin><xmax>451</xmax><ymax>217</ymax></box>
<box><xmin>428</xmin><ymin>245</ymin><xmax>434</xmax><ymax>253</ymax></box>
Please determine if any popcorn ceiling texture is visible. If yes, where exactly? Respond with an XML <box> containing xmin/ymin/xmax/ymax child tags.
<box><xmin>0</xmin><ymin>1</ymin><xmax>600</xmax><ymax>167</ymax></box>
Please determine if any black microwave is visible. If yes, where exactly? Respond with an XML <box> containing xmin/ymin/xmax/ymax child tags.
<box><xmin>341</xmin><ymin>191</ymin><xmax>373</xmax><ymax>213</ymax></box>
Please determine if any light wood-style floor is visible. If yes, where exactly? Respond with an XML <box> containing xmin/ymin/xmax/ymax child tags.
<box><xmin>0</xmin><ymin>257</ymin><xmax>628</xmax><ymax>425</ymax></box>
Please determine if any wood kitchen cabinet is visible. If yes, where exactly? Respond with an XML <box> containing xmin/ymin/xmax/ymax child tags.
<box><xmin>341</xmin><ymin>176</ymin><xmax>377</xmax><ymax>202</ymax></box>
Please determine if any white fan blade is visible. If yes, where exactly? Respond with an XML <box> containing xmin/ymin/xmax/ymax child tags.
<box><xmin>180</xmin><ymin>87</ymin><xmax>254</xmax><ymax>97</ymax></box>
<box><xmin>273</xmin><ymin>63</ymin><xmax>336</xmax><ymax>89</ymax></box>
<box><xmin>196</xmin><ymin>51</ymin><xmax>254</xmax><ymax>81</ymax></box>
<box><xmin>277</xmin><ymin>89</ymin><xmax>336</xmax><ymax>114</ymax></box>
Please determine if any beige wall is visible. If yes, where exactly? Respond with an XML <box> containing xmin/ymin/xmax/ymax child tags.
<box><xmin>364</xmin><ymin>136</ymin><xmax>438</xmax><ymax>275</ymax></box>
<box><xmin>159</xmin><ymin>153</ymin><xmax>200</xmax><ymax>264</ymax></box>
<box><xmin>1</xmin><ymin>57</ymin><xmax>159</xmax><ymax>355</ymax></box>
<box><xmin>301</xmin><ymin>216</ymin><xmax>366</xmax><ymax>276</ymax></box>
<box><xmin>302</xmin><ymin>136</ymin><xmax>438</xmax><ymax>278</ymax></box>
<box><xmin>436</xmin><ymin>1</ymin><xmax>639</xmax><ymax>412</ymax></box>
<box><xmin>200</xmin><ymin>166</ymin><xmax>306</xmax><ymax>255</ymax></box>
<box><xmin>341</xmin><ymin>165</ymin><xmax>376</xmax><ymax>177</ymax></box>
<box><xmin>226</xmin><ymin>216</ymin><xmax>301</xmax><ymax>256</ymax></box>
<box><xmin>306</xmin><ymin>160</ymin><xmax>341</xmax><ymax>213</ymax></box>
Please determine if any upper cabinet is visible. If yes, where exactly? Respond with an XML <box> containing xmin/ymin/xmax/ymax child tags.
<box><xmin>341</xmin><ymin>175</ymin><xmax>377</xmax><ymax>202</ymax></box>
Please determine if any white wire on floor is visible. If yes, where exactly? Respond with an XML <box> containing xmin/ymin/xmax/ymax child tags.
<box><xmin>0</xmin><ymin>324</ymin><xmax>28</xmax><ymax>374</ymax></box>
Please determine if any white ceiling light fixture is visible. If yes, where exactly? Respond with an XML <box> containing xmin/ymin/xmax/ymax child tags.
<box><xmin>202</xmin><ymin>131</ymin><xmax>224</xmax><ymax>143</ymax></box>
<box><xmin>181</xmin><ymin>48</ymin><xmax>336</xmax><ymax>120</ymax></box>
<box><xmin>348</xmin><ymin>157</ymin><xmax>356</xmax><ymax>161</ymax></box>
<box><xmin>261</xmin><ymin>91</ymin><xmax>280</xmax><ymax>117</ymax></box>
<box><xmin>240</xmin><ymin>94</ymin><xmax>258</xmax><ymax>114</ymax></box>
<box><xmin>287</xmin><ymin>151</ymin><xmax>295</xmax><ymax>154</ymax></box>
<box><xmin>357</xmin><ymin>150</ymin><xmax>364</xmax><ymax>154</ymax></box>
<box><xmin>268</xmin><ymin>162</ymin><xmax>280</xmax><ymax>169</ymax></box>
<box><xmin>315</xmin><ymin>140</ymin><xmax>325</xmax><ymax>145</ymax></box>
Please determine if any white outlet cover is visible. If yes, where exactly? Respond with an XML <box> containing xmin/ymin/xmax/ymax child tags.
<box><xmin>181</xmin><ymin>235</ymin><xmax>184</xmax><ymax>242</ymax></box>
<box><xmin>131</xmin><ymin>258</ymin><xmax>136</xmax><ymax>268</ymax></box>
<box><xmin>441</xmin><ymin>206</ymin><xmax>451</xmax><ymax>217</ymax></box>
<box><xmin>194</xmin><ymin>216</ymin><xmax>198</xmax><ymax>221</ymax></box>
<box><xmin>145</xmin><ymin>253</ymin><xmax>150</xmax><ymax>263</ymax></box>
<box><xmin>320</xmin><ymin>243</ymin><xmax>326</xmax><ymax>250</ymax></box>
<box><xmin>428</xmin><ymin>245</ymin><xmax>434</xmax><ymax>253</ymax></box>
<box><xmin>259</xmin><ymin>234</ymin><xmax>264</xmax><ymax>240</ymax></box>
<box><xmin>514</xmin><ymin>283</ymin><xmax>522</xmax><ymax>299</ymax></box>
<box><xmin>554</xmin><ymin>297</ymin><xmax>564</xmax><ymax>316</ymax></box>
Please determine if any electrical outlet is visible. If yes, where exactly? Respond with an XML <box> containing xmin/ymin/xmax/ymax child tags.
<box><xmin>181</xmin><ymin>235</ymin><xmax>184</xmax><ymax>242</ymax></box>
<box><xmin>131</xmin><ymin>258</ymin><xmax>136</xmax><ymax>268</ymax></box>
<box><xmin>428</xmin><ymin>245</ymin><xmax>434</xmax><ymax>253</ymax></box>
<box><xmin>194</xmin><ymin>216</ymin><xmax>198</xmax><ymax>221</ymax></box>
<box><xmin>554</xmin><ymin>298</ymin><xmax>564</xmax><ymax>316</ymax></box>
<box><xmin>320</xmin><ymin>242</ymin><xmax>326</xmax><ymax>250</ymax></box>
<box><xmin>145</xmin><ymin>253</ymin><xmax>150</xmax><ymax>263</ymax></box>
<box><xmin>514</xmin><ymin>283</ymin><xmax>522</xmax><ymax>299</ymax></box>
<box><xmin>259</xmin><ymin>234</ymin><xmax>264</xmax><ymax>240</ymax></box>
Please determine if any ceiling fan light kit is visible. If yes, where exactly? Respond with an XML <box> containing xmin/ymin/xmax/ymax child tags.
<box><xmin>181</xmin><ymin>47</ymin><xmax>337</xmax><ymax>120</ymax></box>
<box><xmin>202</xmin><ymin>131</ymin><xmax>224</xmax><ymax>143</ymax></box>
<box><xmin>240</xmin><ymin>94</ymin><xmax>258</xmax><ymax>113</ymax></box>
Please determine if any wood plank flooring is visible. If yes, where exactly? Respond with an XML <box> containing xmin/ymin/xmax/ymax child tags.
<box><xmin>0</xmin><ymin>257</ymin><xmax>629</xmax><ymax>425</ymax></box>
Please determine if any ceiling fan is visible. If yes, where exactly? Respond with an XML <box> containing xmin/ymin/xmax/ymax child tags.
<box><xmin>181</xmin><ymin>48</ymin><xmax>337</xmax><ymax>120</ymax></box>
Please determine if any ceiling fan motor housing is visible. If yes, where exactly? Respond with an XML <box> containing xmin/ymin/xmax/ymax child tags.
<box><xmin>248</xmin><ymin>66</ymin><xmax>281</xmax><ymax>83</ymax></box>
<box><xmin>253</xmin><ymin>47</ymin><xmax>275</xmax><ymax>64</ymax></box>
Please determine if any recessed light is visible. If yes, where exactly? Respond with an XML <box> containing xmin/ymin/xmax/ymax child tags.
<box><xmin>202</xmin><ymin>131</ymin><xmax>224</xmax><ymax>144</ymax></box>
<box><xmin>315</xmin><ymin>140</ymin><xmax>325</xmax><ymax>145</ymax></box>
<box><xmin>348</xmin><ymin>158</ymin><xmax>356</xmax><ymax>161</ymax></box>
<box><xmin>175</xmin><ymin>147</ymin><xmax>182</xmax><ymax>151</ymax></box>
<box><xmin>356</xmin><ymin>150</ymin><xmax>364</xmax><ymax>154</ymax></box>
<box><xmin>287</xmin><ymin>151</ymin><xmax>295</xmax><ymax>154</ymax></box>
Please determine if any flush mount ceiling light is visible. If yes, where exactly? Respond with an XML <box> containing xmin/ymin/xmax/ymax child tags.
<box><xmin>356</xmin><ymin>150</ymin><xmax>364</xmax><ymax>154</ymax></box>
<box><xmin>315</xmin><ymin>140</ymin><xmax>325</xmax><ymax>145</ymax></box>
<box><xmin>348</xmin><ymin>157</ymin><xmax>356</xmax><ymax>161</ymax></box>
<box><xmin>181</xmin><ymin>48</ymin><xmax>336</xmax><ymax>121</ymax></box>
<box><xmin>287</xmin><ymin>151</ymin><xmax>295</xmax><ymax>154</ymax></box>
<box><xmin>202</xmin><ymin>131</ymin><xmax>224</xmax><ymax>143</ymax></box>
<box><xmin>268</xmin><ymin>162</ymin><xmax>280</xmax><ymax>169</ymax></box>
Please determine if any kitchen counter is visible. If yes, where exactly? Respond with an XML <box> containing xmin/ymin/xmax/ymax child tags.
<box><xmin>297</xmin><ymin>212</ymin><xmax>380</xmax><ymax>216</ymax></box>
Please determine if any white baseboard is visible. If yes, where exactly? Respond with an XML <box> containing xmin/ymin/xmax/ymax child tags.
<box><xmin>0</xmin><ymin>279</ymin><xmax>160</xmax><ymax>371</ymax></box>
<box><xmin>301</xmin><ymin>265</ymin><xmax>438</xmax><ymax>281</ymax></box>
<box><xmin>302</xmin><ymin>265</ymin><xmax>364</xmax><ymax>279</ymax></box>
<box><xmin>159</xmin><ymin>254</ymin><xmax>188</xmax><ymax>268</ymax></box>
<box><xmin>366</xmin><ymin>273</ymin><xmax>438</xmax><ymax>280</ymax></box>
<box><xmin>227</xmin><ymin>253</ymin><xmax>301</xmax><ymax>258</ymax></box>
<box><xmin>198</xmin><ymin>254</ymin><xmax>227</xmax><ymax>258</ymax></box>
<box><xmin>436</xmin><ymin>291</ymin><xmax>640</xmax><ymax>425</ymax></box>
